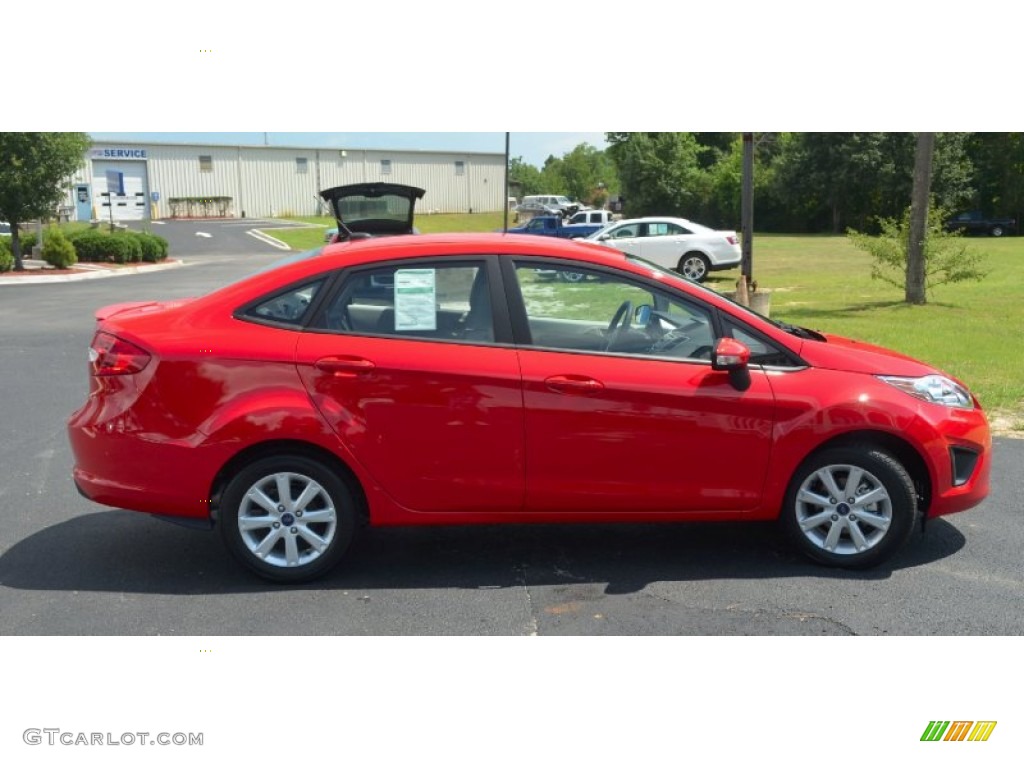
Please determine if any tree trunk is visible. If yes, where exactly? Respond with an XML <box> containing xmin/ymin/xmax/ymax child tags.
<box><xmin>906</xmin><ymin>133</ymin><xmax>935</xmax><ymax>305</ymax></box>
<box><xmin>11</xmin><ymin>222</ymin><xmax>24</xmax><ymax>272</ymax></box>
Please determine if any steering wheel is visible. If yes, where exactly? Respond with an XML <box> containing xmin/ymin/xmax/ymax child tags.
<box><xmin>605</xmin><ymin>300</ymin><xmax>634</xmax><ymax>351</ymax></box>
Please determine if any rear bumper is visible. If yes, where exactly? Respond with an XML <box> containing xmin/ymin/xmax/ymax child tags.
<box><xmin>68</xmin><ymin>414</ymin><xmax>224</xmax><ymax>520</ymax></box>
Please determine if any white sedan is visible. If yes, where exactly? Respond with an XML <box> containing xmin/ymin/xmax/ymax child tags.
<box><xmin>585</xmin><ymin>217</ymin><xmax>740</xmax><ymax>282</ymax></box>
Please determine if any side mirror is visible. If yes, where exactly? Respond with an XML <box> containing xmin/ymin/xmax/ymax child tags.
<box><xmin>711</xmin><ymin>337</ymin><xmax>750</xmax><ymax>371</ymax></box>
<box><xmin>634</xmin><ymin>304</ymin><xmax>652</xmax><ymax>325</ymax></box>
<box><xmin>712</xmin><ymin>338</ymin><xmax>751</xmax><ymax>391</ymax></box>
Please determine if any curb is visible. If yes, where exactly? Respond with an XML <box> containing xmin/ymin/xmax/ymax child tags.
<box><xmin>0</xmin><ymin>259</ymin><xmax>187</xmax><ymax>286</ymax></box>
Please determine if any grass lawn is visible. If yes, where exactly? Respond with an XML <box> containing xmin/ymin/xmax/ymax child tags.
<box><xmin>269</xmin><ymin>212</ymin><xmax>508</xmax><ymax>251</ymax></box>
<box><xmin>259</xmin><ymin>219</ymin><xmax>1024</xmax><ymax>426</ymax></box>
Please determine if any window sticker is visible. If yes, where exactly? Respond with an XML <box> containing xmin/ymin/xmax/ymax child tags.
<box><xmin>394</xmin><ymin>269</ymin><xmax>437</xmax><ymax>330</ymax></box>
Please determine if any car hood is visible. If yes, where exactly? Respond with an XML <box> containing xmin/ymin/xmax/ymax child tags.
<box><xmin>320</xmin><ymin>183</ymin><xmax>425</xmax><ymax>240</ymax></box>
<box><xmin>797</xmin><ymin>332</ymin><xmax>936</xmax><ymax>377</ymax></box>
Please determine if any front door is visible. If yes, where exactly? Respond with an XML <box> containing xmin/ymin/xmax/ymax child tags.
<box><xmin>75</xmin><ymin>185</ymin><xmax>92</xmax><ymax>222</ymax></box>
<box><xmin>511</xmin><ymin>261</ymin><xmax>775</xmax><ymax>513</ymax></box>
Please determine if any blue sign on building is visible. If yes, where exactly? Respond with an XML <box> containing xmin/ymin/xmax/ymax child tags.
<box><xmin>105</xmin><ymin>170</ymin><xmax>125</xmax><ymax>196</ymax></box>
<box><xmin>91</xmin><ymin>148</ymin><xmax>148</xmax><ymax>160</ymax></box>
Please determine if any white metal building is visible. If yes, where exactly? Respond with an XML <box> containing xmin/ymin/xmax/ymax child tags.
<box><xmin>67</xmin><ymin>142</ymin><xmax>507</xmax><ymax>222</ymax></box>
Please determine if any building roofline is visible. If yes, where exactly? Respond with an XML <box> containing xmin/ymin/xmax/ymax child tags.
<box><xmin>87</xmin><ymin>139</ymin><xmax>504</xmax><ymax>159</ymax></box>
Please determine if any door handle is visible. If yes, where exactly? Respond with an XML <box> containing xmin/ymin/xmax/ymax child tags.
<box><xmin>314</xmin><ymin>356</ymin><xmax>376</xmax><ymax>377</ymax></box>
<box><xmin>544</xmin><ymin>374</ymin><xmax>604</xmax><ymax>394</ymax></box>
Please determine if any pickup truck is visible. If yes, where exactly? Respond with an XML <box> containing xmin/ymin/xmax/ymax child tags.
<box><xmin>566</xmin><ymin>209</ymin><xmax>614</xmax><ymax>227</ymax></box>
<box><xmin>945</xmin><ymin>211</ymin><xmax>1017</xmax><ymax>237</ymax></box>
<box><xmin>505</xmin><ymin>214</ymin><xmax>608</xmax><ymax>240</ymax></box>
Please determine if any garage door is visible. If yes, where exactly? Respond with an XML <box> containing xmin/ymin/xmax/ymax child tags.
<box><xmin>92</xmin><ymin>161</ymin><xmax>149</xmax><ymax>221</ymax></box>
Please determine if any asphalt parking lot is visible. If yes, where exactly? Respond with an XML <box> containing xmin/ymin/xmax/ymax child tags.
<box><xmin>0</xmin><ymin>228</ymin><xmax>1021</xmax><ymax>635</ymax></box>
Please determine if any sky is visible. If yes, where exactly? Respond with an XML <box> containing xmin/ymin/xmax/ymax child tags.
<box><xmin>87</xmin><ymin>133</ymin><xmax>609</xmax><ymax>169</ymax></box>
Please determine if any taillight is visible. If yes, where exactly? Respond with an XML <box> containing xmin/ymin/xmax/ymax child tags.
<box><xmin>89</xmin><ymin>332</ymin><xmax>151</xmax><ymax>376</ymax></box>
<box><xmin>726</xmin><ymin>235</ymin><xmax>738</xmax><ymax>245</ymax></box>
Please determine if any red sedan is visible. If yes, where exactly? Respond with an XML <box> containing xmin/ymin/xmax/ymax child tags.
<box><xmin>67</xmin><ymin>234</ymin><xmax>991</xmax><ymax>582</ymax></box>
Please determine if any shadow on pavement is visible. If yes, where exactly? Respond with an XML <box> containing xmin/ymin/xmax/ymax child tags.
<box><xmin>0</xmin><ymin>509</ymin><xmax>967</xmax><ymax>596</ymax></box>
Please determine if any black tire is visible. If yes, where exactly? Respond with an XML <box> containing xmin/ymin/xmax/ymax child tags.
<box><xmin>219</xmin><ymin>454</ymin><xmax>357</xmax><ymax>583</ymax></box>
<box><xmin>678</xmin><ymin>252</ymin><xmax>710</xmax><ymax>282</ymax></box>
<box><xmin>991</xmin><ymin>225</ymin><xmax>1004</xmax><ymax>237</ymax></box>
<box><xmin>781</xmin><ymin>445</ymin><xmax>917</xmax><ymax>569</ymax></box>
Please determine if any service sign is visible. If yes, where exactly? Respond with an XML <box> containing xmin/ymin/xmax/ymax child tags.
<box><xmin>91</xmin><ymin>148</ymin><xmax>148</xmax><ymax>160</ymax></box>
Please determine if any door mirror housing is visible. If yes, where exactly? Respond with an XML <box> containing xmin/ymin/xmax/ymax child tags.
<box><xmin>634</xmin><ymin>304</ymin><xmax>652</xmax><ymax>325</ymax></box>
<box><xmin>711</xmin><ymin>337</ymin><xmax>750</xmax><ymax>372</ymax></box>
<box><xmin>712</xmin><ymin>338</ymin><xmax>752</xmax><ymax>391</ymax></box>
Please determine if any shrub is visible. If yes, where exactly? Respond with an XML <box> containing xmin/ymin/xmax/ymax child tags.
<box><xmin>42</xmin><ymin>226</ymin><xmax>77</xmax><ymax>269</ymax></box>
<box><xmin>135</xmin><ymin>231</ymin><xmax>169</xmax><ymax>262</ymax></box>
<box><xmin>68</xmin><ymin>230</ymin><xmax>113</xmax><ymax>262</ymax></box>
<box><xmin>18</xmin><ymin>231</ymin><xmax>38</xmax><ymax>254</ymax></box>
<box><xmin>115</xmin><ymin>232</ymin><xmax>143</xmax><ymax>263</ymax></box>
<box><xmin>847</xmin><ymin>203</ymin><xmax>988</xmax><ymax>295</ymax></box>
<box><xmin>0</xmin><ymin>238</ymin><xmax>12</xmax><ymax>273</ymax></box>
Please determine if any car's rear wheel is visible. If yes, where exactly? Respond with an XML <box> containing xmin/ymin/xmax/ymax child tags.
<box><xmin>991</xmin><ymin>225</ymin><xmax>1004</xmax><ymax>237</ymax></box>
<box><xmin>219</xmin><ymin>455</ymin><xmax>357</xmax><ymax>582</ymax></box>
<box><xmin>782</xmin><ymin>446</ymin><xmax>917</xmax><ymax>569</ymax></box>
<box><xmin>678</xmin><ymin>252</ymin><xmax>710</xmax><ymax>282</ymax></box>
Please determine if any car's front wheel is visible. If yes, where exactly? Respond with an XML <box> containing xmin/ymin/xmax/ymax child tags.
<box><xmin>782</xmin><ymin>446</ymin><xmax>917</xmax><ymax>569</ymax></box>
<box><xmin>219</xmin><ymin>455</ymin><xmax>357</xmax><ymax>582</ymax></box>
<box><xmin>991</xmin><ymin>225</ymin><xmax>1004</xmax><ymax>237</ymax></box>
<box><xmin>678</xmin><ymin>252</ymin><xmax>710</xmax><ymax>282</ymax></box>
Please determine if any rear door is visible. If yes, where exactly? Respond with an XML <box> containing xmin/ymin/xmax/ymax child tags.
<box><xmin>296</xmin><ymin>257</ymin><xmax>525</xmax><ymax>513</ymax></box>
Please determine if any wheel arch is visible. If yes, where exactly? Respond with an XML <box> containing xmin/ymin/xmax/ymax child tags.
<box><xmin>798</xmin><ymin>430</ymin><xmax>932</xmax><ymax>515</ymax></box>
<box><xmin>209</xmin><ymin>439</ymin><xmax>369</xmax><ymax>526</ymax></box>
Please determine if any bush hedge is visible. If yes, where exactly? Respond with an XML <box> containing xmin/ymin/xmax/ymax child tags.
<box><xmin>66</xmin><ymin>229</ymin><xmax>169</xmax><ymax>264</ymax></box>
<box><xmin>42</xmin><ymin>227</ymin><xmax>77</xmax><ymax>269</ymax></box>
<box><xmin>0</xmin><ymin>238</ymin><xmax>12</xmax><ymax>273</ymax></box>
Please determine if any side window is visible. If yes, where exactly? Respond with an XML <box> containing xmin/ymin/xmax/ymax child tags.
<box><xmin>317</xmin><ymin>263</ymin><xmax>494</xmax><ymax>343</ymax></box>
<box><xmin>610</xmin><ymin>224</ymin><xmax>638</xmax><ymax>239</ymax></box>
<box><xmin>514</xmin><ymin>264</ymin><xmax>714</xmax><ymax>360</ymax></box>
<box><xmin>244</xmin><ymin>280</ymin><xmax>324</xmax><ymax>326</ymax></box>
<box><xmin>665</xmin><ymin>223</ymin><xmax>689</xmax><ymax>235</ymax></box>
<box><xmin>723</xmin><ymin>319</ymin><xmax>794</xmax><ymax>367</ymax></box>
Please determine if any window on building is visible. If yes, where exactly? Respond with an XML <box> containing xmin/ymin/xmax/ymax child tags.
<box><xmin>199</xmin><ymin>155</ymin><xmax>213</xmax><ymax>173</ymax></box>
<box><xmin>296</xmin><ymin>157</ymin><xmax>308</xmax><ymax>174</ymax></box>
<box><xmin>455</xmin><ymin>161</ymin><xmax>465</xmax><ymax>176</ymax></box>
<box><xmin>380</xmin><ymin>159</ymin><xmax>392</xmax><ymax>175</ymax></box>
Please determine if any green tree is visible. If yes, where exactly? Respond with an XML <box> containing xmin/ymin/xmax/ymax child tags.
<box><xmin>605</xmin><ymin>132</ymin><xmax>704</xmax><ymax>217</ymax></box>
<box><xmin>847</xmin><ymin>203</ymin><xmax>986</xmax><ymax>296</ymax></box>
<box><xmin>771</xmin><ymin>133</ymin><xmax>974</xmax><ymax>233</ymax></box>
<box><xmin>552</xmin><ymin>142</ymin><xmax>619</xmax><ymax>204</ymax></box>
<box><xmin>965</xmin><ymin>133</ymin><xmax>1024</xmax><ymax>223</ymax></box>
<box><xmin>508</xmin><ymin>156</ymin><xmax>545</xmax><ymax>197</ymax></box>
<box><xmin>0</xmin><ymin>132</ymin><xmax>91</xmax><ymax>271</ymax></box>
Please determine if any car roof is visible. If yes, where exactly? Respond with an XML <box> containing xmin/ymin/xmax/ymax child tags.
<box><xmin>610</xmin><ymin>217</ymin><xmax>695</xmax><ymax>227</ymax></box>
<box><xmin>204</xmin><ymin>233</ymin><xmax>637</xmax><ymax>307</ymax></box>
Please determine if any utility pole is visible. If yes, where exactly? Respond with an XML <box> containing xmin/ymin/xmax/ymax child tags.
<box><xmin>503</xmin><ymin>132</ymin><xmax>510</xmax><ymax>233</ymax></box>
<box><xmin>741</xmin><ymin>132</ymin><xmax>754</xmax><ymax>287</ymax></box>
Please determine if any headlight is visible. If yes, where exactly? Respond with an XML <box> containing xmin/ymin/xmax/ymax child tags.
<box><xmin>878</xmin><ymin>375</ymin><xmax>974</xmax><ymax>409</ymax></box>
